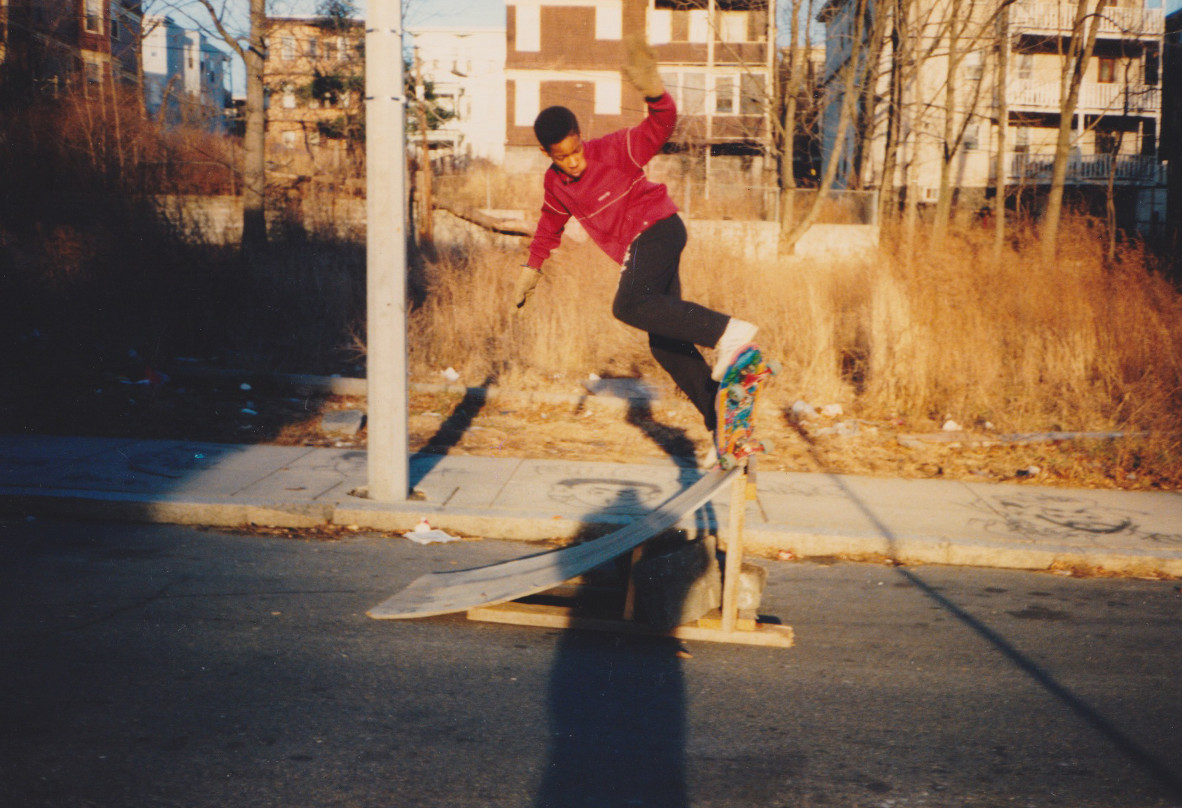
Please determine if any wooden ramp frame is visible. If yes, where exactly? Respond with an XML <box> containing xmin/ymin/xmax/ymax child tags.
<box><xmin>369</xmin><ymin>463</ymin><xmax>792</xmax><ymax>648</ymax></box>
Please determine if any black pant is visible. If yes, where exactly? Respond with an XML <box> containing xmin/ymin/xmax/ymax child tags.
<box><xmin>612</xmin><ymin>214</ymin><xmax>729</xmax><ymax>431</ymax></box>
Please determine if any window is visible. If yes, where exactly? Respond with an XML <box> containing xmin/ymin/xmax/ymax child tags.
<box><xmin>282</xmin><ymin>36</ymin><xmax>295</xmax><ymax>61</ymax></box>
<box><xmin>720</xmin><ymin>12</ymin><xmax>746</xmax><ymax>43</ymax></box>
<box><xmin>1098</xmin><ymin>57</ymin><xmax>1115</xmax><ymax>84</ymax></box>
<box><xmin>515</xmin><ymin>3</ymin><xmax>540</xmax><ymax>52</ymax></box>
<box><xmin>85</xmin><ymin>0</ymin><xmax>102</xmax><ymax>33</ymax></box>
<box><xmin>965</xmin><ymin>51</ymin><xmax>983</xmax><ymax>81</ymax></box>
<box><xmin>595</xmin><ymin>76</ymin><xmax>621</xmax><ymax>114</ymax></box>
<box><xmin>715</xmin><ymin>76</ymin><xmax>735</xmax><ymax>114</ymax></box>
<box><xmin>1145</xmin><ymin>50</ymin><xmax>1159</xmax><ymax>85</ymax></box>
<box><xmin>1018</xmin><ymin>52</ymin><xmax>1033</xmax><ymax>81</ymax></box>
<box><xmin>650</xmin><ymin>9</ymin><xmax>672</xmax><ymax>44</ymax></box>
<box><xmin>595</xmin><ymin>1</ymin><xmax>621</xmax><ymax>40</ymax></box>
<box><xmin>514</xmin><ymin>78</ymin><xmax>539</xmax><ymax>126</ymax></box>
<box><xmin>660</xmin><ymin>70</ymin><xmax>706</xmax><ymax>116</ymax></box>
<box><xmin>282</xmin><ymin>84</ymin><xmax>296</xmax><ymax>108</ymax></box>
<box><xmin>963</xmin><ymin>123</ymin><xmax>980</xmax><ymax>150</ymax></box>
<box><xmin>84</xmin><ymin>60</ymin><xmax>101</xmax><ymax>97</ymax></box>
<box><xmin>740</xmin><ymin>73</ymin><xmax>764</xmax><ymax>115</ymax></box>
<box><xmin>1095</xmin><ymin>130</ymin><xmax>1118</xmax><ymax>154</ymax></box>
<box><xmin>1013</xmin><ymin>124</ymin><xmax>1030</xmax><ymax>154</ymax></box>
<box><xmin>306</xmin><ymin>39</ymin><xmax>318</xmax><ymax>59</ymax></box>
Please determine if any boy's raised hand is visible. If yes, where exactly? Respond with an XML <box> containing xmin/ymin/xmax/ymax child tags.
<box><xmin>622</xmin><ymin>33</ymin><xmax>664</xmax><ymax>98</ymax></box>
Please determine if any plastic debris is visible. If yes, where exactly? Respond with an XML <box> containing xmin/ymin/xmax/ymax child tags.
<box><xmin>441</xmin><ymin>367</ymin><xmax>461</xmax><ymax>382</ymax></box>
<box><xmin>790</xmin><ymin>400</ymin><xmax>817</xmax><ymax>421</ymax></box>
<box><xmin>240</xmin><ymin>383</ymin><xmax>252</xmax><ymax>391</ymax></box>
<box><xmin>407</xmin><ymin>518</ymin><xmax>460</xmax><ymax>545</ymax></box>
<box><xmin>942</xmin><ymin>420</ymin><xmax>963</xmax><ymax>432</ymax></box>
<box><xmin>820</xmin><ymin>403</ymin><xmax>844</xmax><ymax>418</ymax></box>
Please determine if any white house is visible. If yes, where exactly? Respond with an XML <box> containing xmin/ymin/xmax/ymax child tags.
<box><xmin>143</xmin><ymin>14</ymin><xmax>230</xmax><ymax>131</ymax></box>
<box><xmin>409</xmin><ymin>26</ymin><xmax>508</xmax><ymax>163</ymax></box>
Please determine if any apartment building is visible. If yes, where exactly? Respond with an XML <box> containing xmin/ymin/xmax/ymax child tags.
<box><xmin>1165</xmin><ymin>7</ymin><xmax>1180</xmax><ymax>249</ymax></box>
<box><xmin>504</xmin><ymin>0</ymin><xmax>776</xmax><ymax>171</ymax></box>
<box><xmin>263</xmin><ymin>15</ymin><xmax>364</xmax><ymax>176</ymax></box>
<box><xmin>819</xmin><ymin>0</ymin><xmax>1166</xmax><ymax>216</ymax></box>
<box><xmin>142</xmin><ymin>15</ymin><xmax>229</xmax><ymax>131</ymax></box>
<box><xmin>0</xmin><ymin>0</ymin><xmax>141</xmax><ymax>98</ymax></box>
<box><xmin>409</xmin><ymin>26</ymin><xmax>508</xmax><ymax>163</ymax></box>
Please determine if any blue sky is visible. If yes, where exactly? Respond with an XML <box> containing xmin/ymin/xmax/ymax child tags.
<box><xmin>180</xmin><ymin>0</ymin><xmax>1180</xmax><ymax>96</ymax></box>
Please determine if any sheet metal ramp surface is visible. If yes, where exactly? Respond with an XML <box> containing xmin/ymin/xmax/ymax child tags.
<box><xmin>368</xmin><ymin>464</ymin><xmax>793</xmax><ymax>648</ymax></box>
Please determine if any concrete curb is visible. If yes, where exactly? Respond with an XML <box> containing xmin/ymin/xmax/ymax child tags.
<box><xmin>6</xmin><ymin>487</ymin><xmax>1180</xmax><ymax>579</ymax></box>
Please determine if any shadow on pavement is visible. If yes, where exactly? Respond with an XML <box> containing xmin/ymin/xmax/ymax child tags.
<box><xmin>410</xmin><ymin>376</ymin><xmax>495</xmax><ymax>490</ymax></box>
<box><xmin>787</xmin><ymin>421</ymin><xmax>1182</xmax><ymax>804</ymax></box>
<box><xmin>535</xmin><ymin>484</ymin><xmax>690</xmax><ymax>808</ymax></box>
<box><xmin>536</xmin><ymin>401</ymin><xmax>722</xmax><ymax>807</ymax></box>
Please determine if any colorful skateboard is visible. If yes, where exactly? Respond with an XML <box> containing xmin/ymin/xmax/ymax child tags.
<box><xmin>714</xmin><ymin>343</ymin><xmax>776</xmax><ymax>469</ymax></box>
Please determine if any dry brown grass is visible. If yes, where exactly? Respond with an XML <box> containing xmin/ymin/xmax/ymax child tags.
<box><xmin>410</xmin><ymin>207</ymin><xmax>1182</xmax><ymax>451</ymax></box>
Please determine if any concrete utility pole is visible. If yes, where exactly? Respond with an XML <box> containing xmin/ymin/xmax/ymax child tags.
<box><xmin>365</xmin><ymin>2</ymin><xmax>410</xmax><ymax>501</ymax></box>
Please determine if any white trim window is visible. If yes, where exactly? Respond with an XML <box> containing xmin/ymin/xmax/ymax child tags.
<box><xmin>84</xmin><ymin>0</ymin><xmax>102</xmax><ymax>33</ymax></box>
<box><xmin>514</xmin><ymin>77</ymin><xmax>540</xmax><ymax>126</ymax></box>
<box><xmin>595</xmin><ymin>75</ymin><xmax>621</xmax><ymax>114</ymax></box>
<box><xmin>649</xmin><ymin>8</ymin><xmax>672</xmax><ymax>44</ymax></box>
<box><xmin>720</xmin><ymin>11</ymin><xmax>746</xmax><ymax>43</ymax></box>
<box><xmin>595</xmin><ymin>2</ymin><xmax>622</xmax><ymax>40</ymax></box>
<box><xmin>515</xmin><ymin>4</ymin><xmax>541</xmax><ymax>52</ymax></box>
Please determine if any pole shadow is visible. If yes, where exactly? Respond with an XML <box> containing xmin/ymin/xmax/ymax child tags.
<box><xmin>409</xmin><ymin>375</ymin><xmax>495</xmax><ymax>490</ymax></box>
<box><xmin>786</xmin><ymin>418</ymin><xmax>1182</xmax><ymax>804</ymax></box>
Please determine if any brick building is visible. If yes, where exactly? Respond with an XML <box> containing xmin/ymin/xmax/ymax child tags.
<box><xmin>0</xmin><ymin>0</ymin><xmax>141</xmax><ymax>99</ymax></box>
<box><xmin>263</xmin><ymin>15</ymin><xmax>364</xmax><ymax>178</ymax></box>
<box><xmin>504</xmin><ymin>0</ymin><xmax>776</xmax><ymax>171</ymax></box>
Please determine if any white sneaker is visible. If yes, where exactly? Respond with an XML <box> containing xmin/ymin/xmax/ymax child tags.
<box><xmin>711</xmin><ymin>318</ymin><xmax>759</xmax><ymax>381</ymax></box>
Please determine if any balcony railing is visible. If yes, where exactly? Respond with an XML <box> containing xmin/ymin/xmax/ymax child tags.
<box><xmin>1010</xmin><ymin>152</ymin><xmax>1165</xmax><ymax>184</ymax></box>
<box><xmin>1009</xmin><ymin>1</ymin><xmax>1164</xmax><ymax>37</ymax></box>
<box><xmin>1009</xmin><ymin>80</ymin><xmax>1161</xmax><ymax>114</ymax></box>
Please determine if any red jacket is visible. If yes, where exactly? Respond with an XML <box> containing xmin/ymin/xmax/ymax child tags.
<box><xmin>526</xmin><ymin>93</ymin><xmax>679</xmax><ymax>268</ymax></box>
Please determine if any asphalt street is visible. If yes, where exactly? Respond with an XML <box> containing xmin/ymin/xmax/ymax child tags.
<box><xmin>2</xmin><ymin>517</ymin><xmax>1180</xmax><ymax>808</ymax></box>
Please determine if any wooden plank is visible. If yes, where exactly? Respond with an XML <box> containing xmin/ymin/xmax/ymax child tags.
<box><xmin>368</xmin><ymin>466</ymin><xmax>739</xmax><ymax>619</ymax></box>
<box><xmin>720</xmin><ymin>467</ymin><xmax>747</xmax><ymax>633</ymax></box>
<box><xmin>467</xmin><ymin>602</ymin><xmax>794</xmax><ymax>648</ymax></box>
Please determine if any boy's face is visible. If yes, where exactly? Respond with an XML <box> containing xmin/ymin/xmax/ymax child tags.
<box><xmin>543</xmin><ymin>134</ymin><xmax>586</xmax><ymax>180</ymax></box>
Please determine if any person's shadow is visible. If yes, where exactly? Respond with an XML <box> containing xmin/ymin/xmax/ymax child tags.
<box><xmin>535</xmin><ymin>397</ymin><xmax>708</xmax><ymax>807</ymax></box>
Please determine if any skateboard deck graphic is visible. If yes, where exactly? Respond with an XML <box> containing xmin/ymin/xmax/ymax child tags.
<box><xmin>368</xmin><ymin>466</ymin><xmax>739</xmax><ymax>619</ymax></box>
<box><xmin>715</xmin><ymin>344</ymin><xmax>775</xmax><ymax>469</ymax></box>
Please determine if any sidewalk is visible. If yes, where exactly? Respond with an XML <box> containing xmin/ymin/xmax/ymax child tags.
<box><xmin>1</xmin><ymin>433</ymin><xmax>1179</xmax><ymax>577</ymax></box>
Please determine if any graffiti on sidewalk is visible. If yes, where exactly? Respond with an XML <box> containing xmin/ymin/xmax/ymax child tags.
<box><xmin>969</xmin><ymin>492</ymin><xmax>1182</xmax><ymax>546</ymax></box>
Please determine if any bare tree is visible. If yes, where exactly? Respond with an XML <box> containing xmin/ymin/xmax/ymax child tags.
<box><xmin>991</xmin><ymin>2</ymin><xmax>1010</xmax><ymax>261</ymax></box>
<box><xmin>1039</xmin><ymin>0</ymin><xmax>1111</xmax><ymax>259</ymax></box>
<box><xmin>196</xmin><ymin>0</ymin><xmax>267</xmax><ymax>249</ymax></box>
<box><xmin>779</xmin><ymin>0</ymin><xmax>869</xmax><ymax>253</ymax></box>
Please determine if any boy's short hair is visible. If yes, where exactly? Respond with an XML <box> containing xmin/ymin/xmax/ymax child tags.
<box><xmin>533</xmin><ymin>106</ymin><xmax>580</xmax><ymax>149</ymax></box>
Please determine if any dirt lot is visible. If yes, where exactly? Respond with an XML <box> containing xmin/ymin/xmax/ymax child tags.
<box><xmin>6</xmin><ymin>367</ymin><xmax>1178</xmax><ymax>492</ymax></box>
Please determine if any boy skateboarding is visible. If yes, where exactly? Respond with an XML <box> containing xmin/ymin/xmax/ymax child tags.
<box><xmin>512</xmin><ymin>35</ymin><xmax>764</xmax><ymax>459</ymax></box>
